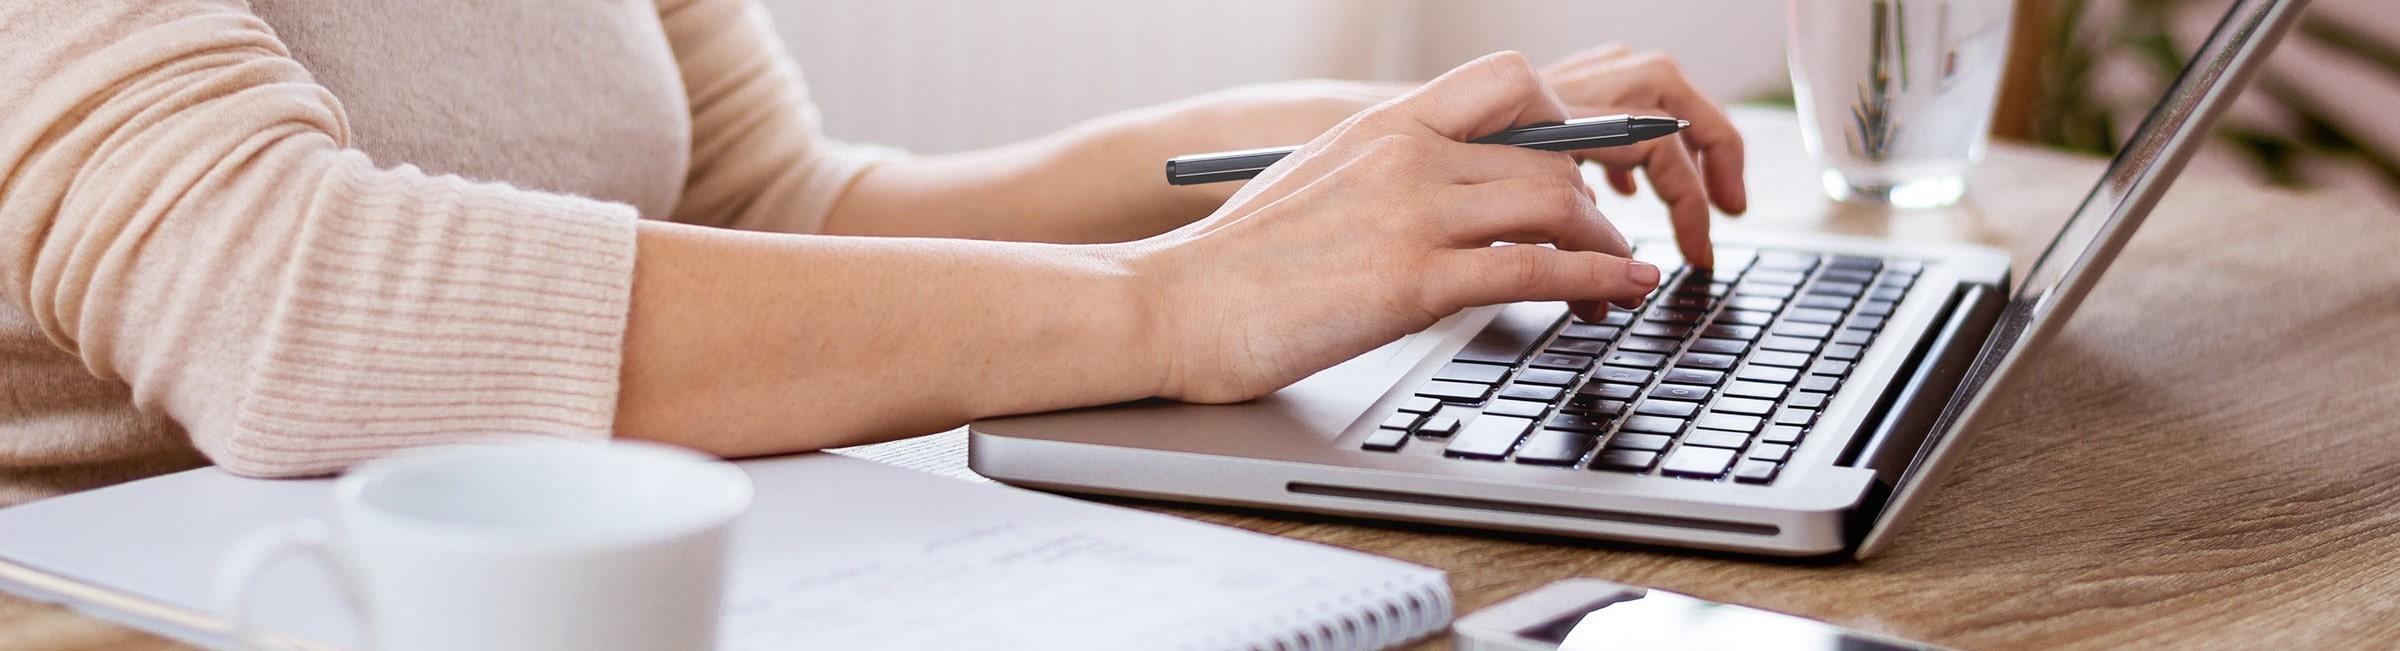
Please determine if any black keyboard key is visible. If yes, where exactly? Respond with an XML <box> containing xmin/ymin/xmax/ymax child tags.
<box><xmin>1662</xmin><ymin>368</ymin><xmax>1725</xmax><ymax>386</ymax></box>
<box><xmin>1618</xmin><ymin>336</ymin><xmax>1680</xmax><ymax>353</ymax></box>
<box><xmin>1722</xmin><ymin>381</ymin><xmax>1786</xmax><ymax>400</ymax></box>
<box><xmin>1867</xmin><ymin>287</ymin><xmax>1907</xmax><ymax>302</ymax></box>
<box><xmin>1591</xmin><ymin>449</ymin><xmax>1658</xmax><ymax>472</ymax></box>
<box><xmin>1420</xmin><ymin>405</ymin><xmax>1474</xmax><ymax>437</ymax></box>
<box><xmin>1590</xmin><ymin>366</ymin><xmax>1653</xmax><ymax>385</ymax></box>
<box><xmin>1499</xmin><ymin>384</ymin><xmax>1563</xmax><ymax>402</ymax></box>
<box><xmin>1833</xmin><ymin>329</ymin><xmax>1874</xmax><ymax>345</ymax></box>
<box><xmin>1753</xmin><ymin>252</ymin><xmax>1819</xmax><ymax>272</ymax></box>
<box><xmin>1810</xmin><ymin>360</ymin><xmax>1852</xmax><ymax>376</ymax></box>
<box><xmin>1604</xmin><ymin>432</ymin><xmax>1673</xmax><ymax>451</ymax></box>
<box><xmin>1676</xmin><ymin>353</ymin><xmax>1738</xmax><ymax>370</ymax></box>
<box><xmin>1749</xmin><ymin>443</ymin><xmax>1793</xmax><ymax>462</ymax></box>
<box><xmin>1737</xmin><ymin>365</ymin><xmax>1800</xmax><ymax>384</ymax></box>
<box><xmin>1548</xmin><ymin>338</ymin><xmax>1608</xmax><ymax>356</ymax></box>
<box><xmin>1635</xmin><ymin>400</ymin><xmax>1700</xmax><ymax>418</ymax></box>
<box><xmin>1362</xmin><ymin>427</ymin><xmax>1410</xmax><ymax>451</ymax></box>
<box><xmin>1589</xmin><ymin>310</ymin><xmax>1635</xmax><ymax>326</ymax></box>
<box><xmin>1711</xmin><ymin>397</ymin><xmax>1777</xmax><ymax>416</ymax></box>
<box><xmin>1603</xmin><ymin>351</ymin><xmax>1667</xmax><ymax>369</ymax></box>
<box><xmin>1822</xmin><ymin>344</ymin><xmax>1864</xmax><ymax>361</ymax></box>
<box><xmin>1658</xmin><ymin>294</ymin><xmax>1714</xmax><ymax>312</ymax></box>
<box><xmin>1798</xmin><ymin>375</ymin><xmax>1840</xmax><ymax>392</ymax></box>
<box><xmin>1743</xmin><ymin>269</ymin><xmax>1808</xmax><ymax>286</ymax></box>
<box><xmin>1759</xmin><ymin>336</ymin><xmax>1823</xmax><ymax>353</ymax></box>
<box><xmin>1517</xmin><ymin>368</ymin><xmax>1579</xmax><ymax>386</ymax></box>
<box><xmin>1787</xmin><ymin>391</ymin><xmax>1830</xmax><ymax>409</ymax></box>
<box><xmin>1621</xmin><ymin>415</ymin><xmax>1686</xmax><ymax>434</ymax></box>
<box><xmin>1382</xmin><ymin>412</ymin><xmax>1424</xmax><ymax>431</ymax></box>
<box><xmin>1733</xmin><ymin>460</ymin><xmax>1781</xmax><ymax>483</ymax></box>
<box><xmin>1562</xmin><ymin>396</ymin><xmax>1627</xmax><ymax>417</ymax></box>
<box><xmin>1433</xmin><ymin>362</ymin><xmax>1509</xmax><ymax>384</ymax></box>
<box><xmin>1732</xmin><ymin>282</ymin><xmax>1797</xmax><ymax>299</ymax></box>
<box><xmin>1530</xmin><ymin>352</ymin><xmax>1594</xmax><ymax>370</ymax></box>
<box><xmin>1683</xmin><ymin>429</ymin><xmax>1749</xmax><ymax>449</ymax></box>
<box><xmin>1877</xmin><ymin>275</ymin><xmax>1913</xmax><ymax>289</ymax></box>
<box><xmin>1717</xmin><ymin>310</ymin><xmax>1776</xmax><ymax>326</ymax></box>
<box><xmin>1648</xmin><ymin>383</ymin><xmax>1712</xmax><ymax>402</ymax></box>
<box><xmin>1558</xmin><ymin>323</ymin><xmax>1621</xmax><ymax>340</ymax></box>
<box><xmin>1774</xmin><ymin>322</ymin><xmax>1834</xmax><ymax>339</ymax></box>
<box><xmin>1793</xmin><ymin>294</ymin><xmax>1853</xmax><ymax>311</ymax></box>
<box><xmin>1751</xmin><ymin>351</ymin><xmax>1811</xmax><ymax>368</ymax></box>
<box><xmin>1761</xmin><ymin>425</ymin><xmax>1804</xmax><ymax>444</ymax></box>
<box><xmin>1695</xmin><ymin>412</ymin><xmax>1762</xmax><ymax>433</ymax></box>
<box><xmin>1646</xmin><ymin>308</ymin><xmax>1706</xmax><ymax>325</ymax></box>
<box><xmin>1807</xmin><ymin>281</ymin><xmax>1867</xmax><ymax>297</ymax></box>
<box><xmin>1445</xmin><ymin>415</ymin><xmax>1534</xmax><ymax>459</ymax></box>
<box><xmin>1418</xmin><ymin>380</ymin><xmax>1492</xmax><ymax>403</ymax></box>
<box><xmin>1856</xmin><ymin>300</ymin><xmax>1896</xmax><ymax>317</ymax></box>
<box><xmin>1784</xmin><ymin>308</ymin><xmax>1846</xmax><ymax>324</ymax></box>
<box><xmin>1627</xmin><ymin>321</ymin><xmax>1691</xmax><ymax>339</ymax></box>
<box><xmin>1580</xmin><ymin>382</ymin><xmax>1639</xmax><ymax>400</ymax></box>
<box><xmin>1485</xmin><ymin>399</ymin><xmax>1548</xmax><ymax>419</ymax></box>
<box><xmin>1726</xmin><ymin>296</ymin><xmax>1785</xmax><ymax>312</ymax></box>
<box><xmin>1661</xmin><ymin>447</ymin><xmax>1737</xmax><ymax>478</ymax></box>
<box><xmin>1711</xmin><ymin>248</ymin><xmax>1758</xmax><ymax>272</ymax></box>
<box><xmin>1546</xmin><ymin>411</ymin><xmax>1611</xmax><ymax>432</ymax></box>
<box><xmin>1846</xmin><ymin>315</ymin><xmax>1888</xmax><ymax>331</ymax></box>
<box><xmin>1824</xmin><ymin>254</ymin><xmax>1881</xmax><ymax>270</ymax></box>
<box><xmin>1699</xmin><ymin>324</ymin><xmax>1762</xmax><ymax>340</ymax></box>
<box><xmin>1774</xmin><ymin>407</ymin><xmax>1819</xmax><ymax>427</ymax></box>
<box><xmin>1687</xmin><ymin>338</ymin><xmax>1748</xmax><ymax>355</ymax></box>
<box><xmin>1399</xmin><ymin>397</ymin><xmax>1441</xmax><ymax>414</ymax></box>
<box><xmin>1514</xmin><ymin>430</ymin><xmax>1596</xmax><ymax>466</ymax></box>
<box><xmin>1819</xmin><ymin>268</ymin><xmax>1875</xmax><ymax>285</ymax></box>
<box><xmin>1887</xmin><ymin>260</ymin><xmax>1925</xmax><ymax>275</ymax></box>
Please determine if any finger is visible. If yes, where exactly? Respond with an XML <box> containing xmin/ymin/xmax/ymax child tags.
<box><xmin>1438</xmin><ymin>175</ymin><xmax>1631</xmax><ymax>259</ymax></box>
<box><xmin>1542</xmin><ymin>43</ymin><xmax>1635</xmax><ymax>73</ymax></box>
<box><xmin>1606</xmin><ymin>167</ymin><xmax>1637</xmax><ymax>196</ymax></box>
<box><xmin>1427</xmin><ymin>245</ymin><xmax>1661</xmax><ymax>314</ymax></box>
<box><xmin>1382</xmin><ymin>52</ymin><xmax>1571</xmax><ymax>142</ymax></box>
<box><xmin>1621</xmin><ymin>54</ymin><xmax>1748</xmax><ymax>215</ymax></box>
<box><xmin>1637</xmin><ymin>136</ymin><xmax>1716</xmax><ymax>269</ymax></box>
<box><xmin>1429</xmin><ymin>138</ymin><xmax>1585</xmax><ymax>185</ymax></box>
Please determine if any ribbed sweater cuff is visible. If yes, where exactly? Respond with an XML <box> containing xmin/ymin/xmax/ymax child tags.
<box><xmin>214</xmin><ymin>157</ymin><xmax>638</xmax><ymax>474</ymax></box>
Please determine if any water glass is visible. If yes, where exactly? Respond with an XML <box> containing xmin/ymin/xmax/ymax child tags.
<box><xmin>1787</xmin><ymin>0</ymin><xmax>2016</xmax><ymax>208</ymax></box>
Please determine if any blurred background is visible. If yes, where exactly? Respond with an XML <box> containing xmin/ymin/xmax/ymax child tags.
<box><xmin>762</xmin><ymin>0</ymin><xmax>2398</xmax><ymax>205</ymax></box>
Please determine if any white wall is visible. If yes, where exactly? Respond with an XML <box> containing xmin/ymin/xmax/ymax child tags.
<box><xmin>761</xmin><ymin>0</ymin><xmax>1790</xmax><ymax>154</ymax></box>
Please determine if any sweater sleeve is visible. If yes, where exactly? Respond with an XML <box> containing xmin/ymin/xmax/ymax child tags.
<box><xmin>655</xmin><ymin>0</ymin><xmax>905</xmax><ymax>234</ymax></box>
<box><xmin>0</xmin><ymin>1</ymin><xmax>638</xmax><ymax>477</ymax></box>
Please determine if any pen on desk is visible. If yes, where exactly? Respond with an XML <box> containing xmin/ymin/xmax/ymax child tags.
<box><xmin>1164</xmin><ymin>114</ymin><xmax>1689</xmax><ymax>185</ymax></box>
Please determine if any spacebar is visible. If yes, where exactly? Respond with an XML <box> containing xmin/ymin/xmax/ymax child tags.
<box><xmin>1451</xmin><ymin>303</ymin><xmax>1571</xmax><ymax>365</ymax></box>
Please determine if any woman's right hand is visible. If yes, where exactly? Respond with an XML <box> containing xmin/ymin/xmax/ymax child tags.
<box><xmin>1128</xmin><ymin>52</ymin><xmax>1668</xmax><ymax>404</ymax></box>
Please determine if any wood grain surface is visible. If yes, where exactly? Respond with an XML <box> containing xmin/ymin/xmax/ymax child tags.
<box><xmin>6</xmin><ymin>109</ymin><xmax>2394</xmax><ymax>650</ymax></box>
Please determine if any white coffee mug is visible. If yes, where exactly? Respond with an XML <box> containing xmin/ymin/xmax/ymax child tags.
<box><xmin>213</xmin><ymin>441</ymin><xmax>753</xmax><ymax>651</ymax></box>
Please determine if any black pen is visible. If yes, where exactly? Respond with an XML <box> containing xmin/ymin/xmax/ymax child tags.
<box><xmin>1164</xmin><ymin>114</ymin><xmax>1688</xmax><ymax>185</ymax></box>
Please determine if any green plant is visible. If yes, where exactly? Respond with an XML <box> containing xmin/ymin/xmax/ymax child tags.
<box><xmin>2034</xmin><ymin>0</ymin><xmax>2400</xmax><ymax>191</ymax></box>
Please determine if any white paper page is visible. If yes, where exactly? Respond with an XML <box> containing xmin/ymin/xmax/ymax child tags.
<box><xmin>0</xmin><ymin>453</ymin><xmax>1446</xmax><ymax>650</ymax></box>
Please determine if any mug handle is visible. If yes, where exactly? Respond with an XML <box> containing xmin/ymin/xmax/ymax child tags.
<box><xmin>212</xmin><ymin>520</ymin><xmax>360</xmax><ymax>650</ymax></box>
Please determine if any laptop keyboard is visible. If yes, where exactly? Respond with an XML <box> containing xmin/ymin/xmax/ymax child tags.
<box><xmin>1361</xmin><ymin>245</ymin><xmax>1922</xmax><ymax>484</ymax></box>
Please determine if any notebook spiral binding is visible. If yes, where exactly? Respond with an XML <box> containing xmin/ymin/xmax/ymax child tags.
<box><xmin>1195</xmin><ymin>573</ymin><xmax>1453</xmax><ymax>651</ymax></box>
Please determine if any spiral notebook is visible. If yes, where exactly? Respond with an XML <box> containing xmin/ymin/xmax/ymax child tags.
<box><xmin>0</xmin><ymin>452</ymin><xmax>1451</xmax><ymax>650</ymax></box>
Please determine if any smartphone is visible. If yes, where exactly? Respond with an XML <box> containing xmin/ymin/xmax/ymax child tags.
<box><xmin>1453</xmin><ymin>579</ymin><xmax>1946</xmax><ymax>651</ymax></box>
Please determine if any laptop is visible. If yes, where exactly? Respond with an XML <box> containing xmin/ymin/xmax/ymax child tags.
<box><xmin>969</xmin><ymin>0</ymin><xmax>2306</xmax><ymax>558</ymax></box>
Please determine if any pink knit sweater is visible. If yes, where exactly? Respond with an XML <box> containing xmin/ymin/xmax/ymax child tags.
<box><xmin>0</xmin><ymin>0</ymin><xmax>886</xmax><ymax>503</ymax></box>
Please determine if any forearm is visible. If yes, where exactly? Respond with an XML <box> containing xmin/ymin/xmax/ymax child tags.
<box><xmin>613</xmin><ymin>220</ymin><xmax>1161</xmax><ymax>456</ymax></box>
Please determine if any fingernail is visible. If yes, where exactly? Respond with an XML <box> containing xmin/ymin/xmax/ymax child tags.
<box><xmin>1628</xmin><ymin>260</ymin><xmax>1660</xmax><ymax>286</ymax></box>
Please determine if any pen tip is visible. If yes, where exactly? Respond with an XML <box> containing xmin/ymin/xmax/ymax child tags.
<box><xmin>1677</xmin><ymin>119</ymin><xmax>1691</xmax><ymax>129</ymax></box>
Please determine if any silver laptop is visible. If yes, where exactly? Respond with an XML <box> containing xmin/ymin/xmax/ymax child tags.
<box><xmin>970</xmin><ymin>0</ymin><xmax>2305</xmax><ymax>558</ymax></box>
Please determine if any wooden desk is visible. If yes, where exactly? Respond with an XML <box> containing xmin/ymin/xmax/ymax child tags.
<box><xmin>6</xmin><ymin>108</ymin><xmax>2396</xmax><ymax>649</ymax></box>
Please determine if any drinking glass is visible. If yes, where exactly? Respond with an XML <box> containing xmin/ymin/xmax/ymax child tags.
<box><xmin>1787</xmin><ymin>0</ymin><xmax>2015</xmax><ymax>208</ymax></box>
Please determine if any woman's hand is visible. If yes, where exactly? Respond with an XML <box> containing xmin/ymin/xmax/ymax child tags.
<box><xmin>1129</xmin><ymin>52</ymin><xmax>1663</xmax><ymax>404</ymax></box>
<box><xmin>1539</xmin><ymin>45</ymin><xmax>1749</xmax><ymax>267</ymax></box>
